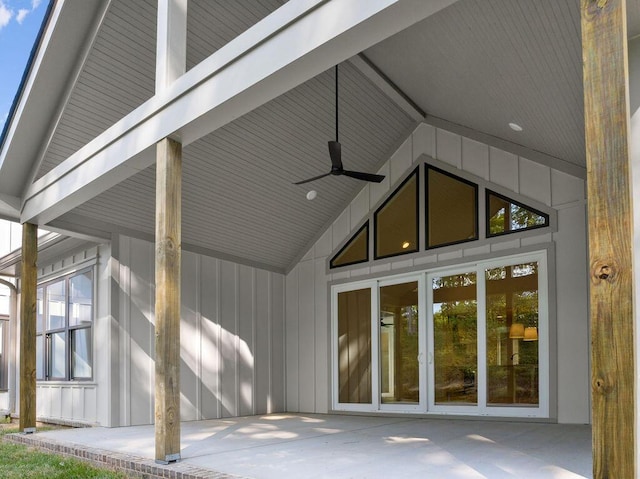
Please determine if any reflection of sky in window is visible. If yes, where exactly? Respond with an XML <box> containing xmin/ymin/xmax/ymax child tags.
<box><xmin>73</xmin><ymin>329</ymin><xmax>91</xmax><ymax>377</ymax></box>
<box><xmin>0</xmin><ymin>285</ymin><xmax>9</xmax><ymax>315</ymax></box>
<box><xmin>70</xmin><ymin>272</ymin><xmax>93</xmax><ymax>326</ymax></box>
<box><xmin>47</xmin><ymin>280</ymin><xmax>65</xmax><ymax>330</ymax></box>
<box><xmin>512</xmin><ymin>263</ymin><xmax>536</xmax><ymax>277</ymax></box>
<box><xmin>51</xmin><ymin>332</ymin><xmax>66</xmax><ymax>377</ymax></box>
<box><xmin>510</xmin><ymin>205</ymin><xmax>545</xmax><ymax>229</ymax></box>
<box><xmin>36</xmin><ymin>337</ymin><xmax>43</xmax><ymax>379</ymax></box>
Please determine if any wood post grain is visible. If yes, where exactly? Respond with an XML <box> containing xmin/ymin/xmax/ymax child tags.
<box><xmin>581</xmin><ymin>0</ymin><xmax>635</xmax><ymax>477</ymax></box>
<box><xmin>155</xmin><ymin>137</ymin><xmax>182</xmax><ymax>463</ymax></box>
<box><xmin>19</xmin><ymin>223</ymin><xmax>37</xmax><ymax>433</ymax></box>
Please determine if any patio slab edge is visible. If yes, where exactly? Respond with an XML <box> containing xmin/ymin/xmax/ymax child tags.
<box><xmin>3</xmin><ymin>432</ymin><xmax>250</xmax><ymax>479</ymax></box>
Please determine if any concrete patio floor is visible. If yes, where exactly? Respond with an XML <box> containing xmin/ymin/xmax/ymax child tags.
<box><xmin>34</xmin><ymin>413</ymin><xmax>592</xmax><ymax>479</ymax></box>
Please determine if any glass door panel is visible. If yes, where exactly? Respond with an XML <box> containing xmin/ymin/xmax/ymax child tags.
<box><xmin>379</xmin><ymin>281</ymin><xmax>419</xmax><ymax>405</ymax></box>
<box><xmin>486</xmin><ymin>263</ymin><xmax>539</xmax><ymax>406</ymax></box>
<box><xmin>432</xmin><ymin>272</ymin><xmax>478</xmax><ymax>405</ymax></box>
<box><xmin>337</xmin><ymin>288</ymin><xmax>372</xmax><ymax>404</ymax></box>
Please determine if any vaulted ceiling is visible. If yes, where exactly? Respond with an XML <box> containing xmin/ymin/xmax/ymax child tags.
<box><xmin>9</xmin><ymin>0</ymin><xmax>640</xmax><ymax>272</ymax></box>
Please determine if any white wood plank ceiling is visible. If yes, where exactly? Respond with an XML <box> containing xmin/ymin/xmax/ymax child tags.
<box><xmin>35</xmin><ymin>0</ymin><xmax>639</xmax><ymax>271</ymax></box>
<box><xmin>365</xmin><ymin>0</ymin><xmax>586</xmax><ymax>168</ymax></box>
<box><xmin>43</xmin><ymin>0</ymin><xmax>413</xmax><ymax>271</ymax></box>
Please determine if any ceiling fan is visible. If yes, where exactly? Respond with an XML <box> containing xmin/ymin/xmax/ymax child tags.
<box><xmin>294</xmin><ymin>65</ymin><xmax>386</xmax><ymax>185</ymax></box>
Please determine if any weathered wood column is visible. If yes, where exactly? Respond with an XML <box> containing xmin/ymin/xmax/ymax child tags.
<box><xmin>155</xmin><ymin>137</ymin><xmax>182</xmax><ymax>463</ymax></box>
<box><xmin>154</xmin><ymin>0</ymin><xmax>186</xmax><ymax>464</ymax></box>
<box><xmin>581</xmin><ymin>0</ymin><xmax>635</xmax><ymax>477</ymax></box>
<box><xmin>19</xmin><ymin>223</ymin><xmax>37</xmax><ymax>433</ymax></box>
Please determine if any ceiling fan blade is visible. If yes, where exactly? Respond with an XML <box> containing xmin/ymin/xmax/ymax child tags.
<box><xmin>294</xmin><ymin>171</ymin><xmax>332</xmax><ymax>185</ymax></box>
<box><xmin>328</xmin><ymin>141</ymin><xmax>342</xmax><ymax>170</ymax></box>
<box><xmin>343</xmin><ymin>170</ymin><xmax>386</xmax><ymax>183</ymax></box>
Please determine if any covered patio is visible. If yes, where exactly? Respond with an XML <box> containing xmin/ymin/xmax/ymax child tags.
<box><xmin>9</xmin><ymin>413</ymin><xmax>592</xmax><ymax>479</ymax></box>
<box><xmin>0</xmin><ymin>0</ymin><xmax>637</xmax><ymax>477</ymax></box>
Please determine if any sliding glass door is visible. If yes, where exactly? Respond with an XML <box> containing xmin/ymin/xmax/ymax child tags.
<box><xmin>335</xmin><ymin>285</ymin><xmax>374</xmax><ymax>410</ymax></box>
<box><xmin>332</xmin><ymin>251</ymin><xmax>548</xmax><ymax>418</ymax></box>
<box><xmin>427</xmin><ymin>252</ymin><xmax>548</xmax><ymax>417</ymax></box>
<box><xmin>378</xmin><ymin>277</ymin><xmax>425</xmax><ymax>411</ymax></box>
<box><xmin>429</xmin><ymin>270</ymin><xmax>479</xmax><ymax>413</ymax></box>
<box><xmin>333</xmin><ymin>276</ymin><xmax>425</xmax><ymax>412</ymax></box>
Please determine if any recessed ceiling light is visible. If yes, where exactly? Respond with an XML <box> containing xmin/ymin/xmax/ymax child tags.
<box><xmin>509</xmin><ymin>122</ymin><xmax>523</xmax><ymax>132</ymax></box>
<box><xmin>402</xmin><ymin>241</ymin><xmax>411</xmax><ymax>249</ymax></box>
<box><xmin>306</xmin><ymin>190</ymin><xmax>317</xmax><ymax>201</ymax></box>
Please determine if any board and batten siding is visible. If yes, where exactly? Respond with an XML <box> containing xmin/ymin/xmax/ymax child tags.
<box><xmin>285</xmin><ymin>121</ymin><xmax>590</xmax><ymax>424</ymax></box>
<box><xmin>115</xmin><ymin>235</ymin><xmax>285</xmax><ymax>426</ymax></box>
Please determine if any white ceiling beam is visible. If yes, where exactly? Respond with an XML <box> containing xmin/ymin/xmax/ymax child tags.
<box><xmin>156</xmin><ymin>0</ymin><xmax>187</xmax><ymax>92</ymax></box>
<box><xmin>349</xmin><ymin>53</ymin><xmax>425</xmax><ymax>122</ymax></box>
<box><xmin>21</xmin><ymin>0</ymin><xmax>458</xmax><ymax>225</ymax></box>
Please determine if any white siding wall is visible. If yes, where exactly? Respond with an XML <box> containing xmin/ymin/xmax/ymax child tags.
<box><xmin>115</xmin><ymin>235</ymin><xmax>286</xmax><ymax>426</ymax></box>
<box><xmin>285</xmin><ymin>122</ymin><xmax>590</xmax><ymax>424</ymax></box>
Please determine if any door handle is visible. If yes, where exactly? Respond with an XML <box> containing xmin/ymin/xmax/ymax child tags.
<box><xmin>429</xmin><ymin>352</ymin><xmax>433</xmax><ymax>364</ymax></box>
<box><xmin>417</xmin><ymin>352</ymin><xmax>423</xmax><ymax>364</ymax></box>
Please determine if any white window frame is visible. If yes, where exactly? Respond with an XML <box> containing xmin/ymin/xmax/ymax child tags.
<box><xmin>36</xmin><ymin>267</ymin><xmax>95</xmax><ymax>382</ymax></box>
<box><xmin>377</xmin><ymin>274</ymin><xmax>426</xmax><ymax>413</ymax></box>
<box><xmin>331</xmin><ymin>280</ymin><xmax>379</xmax><ymax>412</ymax></box>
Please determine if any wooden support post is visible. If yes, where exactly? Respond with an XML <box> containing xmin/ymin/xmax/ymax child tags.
<box><xmin>581</xmin><ymin>0</ymin><xmax>635</xmax><ymax>477</ymax></box>
<box><xmin>155</xmin><ymin>137</ymin><xmax>181</xmax><ymax>463</ymax></box>
<box><xmin>19</xmin><ymin>223</ymin><xmax>37</xmax><ymax>433</ymax></box>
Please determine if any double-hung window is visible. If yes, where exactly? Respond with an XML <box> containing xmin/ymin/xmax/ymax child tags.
<box><xmin>0</xmin><ymin>282</ymin><xmax>10</xmax><ymax>390</ymax></box>
<box><xmin>36</xmin><ymin>269</ymin><xmax>93</xmax><ymax>381</ymax></box>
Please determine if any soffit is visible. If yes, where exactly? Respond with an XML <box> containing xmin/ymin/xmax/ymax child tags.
<box><xmin>35</xmin><ymin>0</ymin><xmax>157</xmax><ymax>180</ymax></box>
<box><xmin>365</xmin><ymin>0</ymin><xmax>586</xmax><ymax>167</ymax></box>
<box><xmin>34</xmin><ymin>0</ymin><xmax>415</xmax><ymax>272</ymax></box>
<box><xmin>31</xmin><ymin>0</ymin><xmax>640</xmax><ymax>272</ymax></box>
<box><xmin>66</xmin><ymin>61</ymin><xmax>414</xmax><ymax>271</ymax></box>
<box><xmin>35</xmin><ymin>0</ymin><xmax>286</xmax><ymax>180</ymax></box>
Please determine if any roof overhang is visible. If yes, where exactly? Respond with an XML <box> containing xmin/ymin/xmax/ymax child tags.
<box><xmin>17</xmin><ymin>0</ymin><xmax>456</xmax><ymax>226</ymax></box>
<box><xmin>0</xmin><ymin>0</ymin><xmax>108</xmax><ymax>199</ymax></box>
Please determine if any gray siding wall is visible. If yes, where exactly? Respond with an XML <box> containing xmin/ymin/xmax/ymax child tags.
<box><xmin>285</xmin><ymin>122</ymin><xmax>590</xmax><ymax>424</ymax></box>
<box><xmin>114</xmin><ymin>235</ymin><xmax>285</xmax><ymax>427</ymax></box>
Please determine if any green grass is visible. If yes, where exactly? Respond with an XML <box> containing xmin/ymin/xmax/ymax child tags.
<box><xmin>0</xmin><ymin>428</ymin><xmax>130</xmax><ymax>479</ymax></box>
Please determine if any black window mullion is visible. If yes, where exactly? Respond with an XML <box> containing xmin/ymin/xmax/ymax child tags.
<box><xmin>45</xmin><ymin>333</ymin><xmax>50</xmax><ymax>380</ymax></box>
<box><xmin>65</xmin><ymin>276</ymin><xmax>70</xmax><ymax>380</ymax></box>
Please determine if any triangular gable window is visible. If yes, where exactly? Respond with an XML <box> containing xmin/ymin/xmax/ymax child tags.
<box><xmin>426</xmin><ymin>165</ymin><xmax>478</xmax><ymax>248</ymax></box>
<box><xmin>330</xmin><ymin>222</ymin><xmax>369</xmax><ymax>268</ymax></box>
<box><xmin>486</xmin><ymin>190</ymin><xmax>549</xmax><ymax>236</ymax></box>
<box><xmin>374</xmin><ymin>169</ymin><xmax>419</xmax><ymax>259</ymax></box>
<box><xmin>329</xmin><ymin>162</ymin><xmax>553</xmax><ymax>270</ymax></box>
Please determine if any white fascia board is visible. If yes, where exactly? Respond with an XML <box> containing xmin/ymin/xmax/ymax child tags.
<box><xmin>0</xmin><ymin>0</ymin><xmax>64</xmax><ymax>161</ymax></box>
<box><xmin>0</xmin><ymin>0</ymin><xmax>104</xmax><ymax>197</ymax></box>
<box><xmin>22</xmin><ymin>0</ymin><xmax>458</xmax><ymax>225</ymax></box>
<box><xmin>0</xmin><ymin>0</ymin><xmax>64</xmax><ymax>192</ymax></box>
